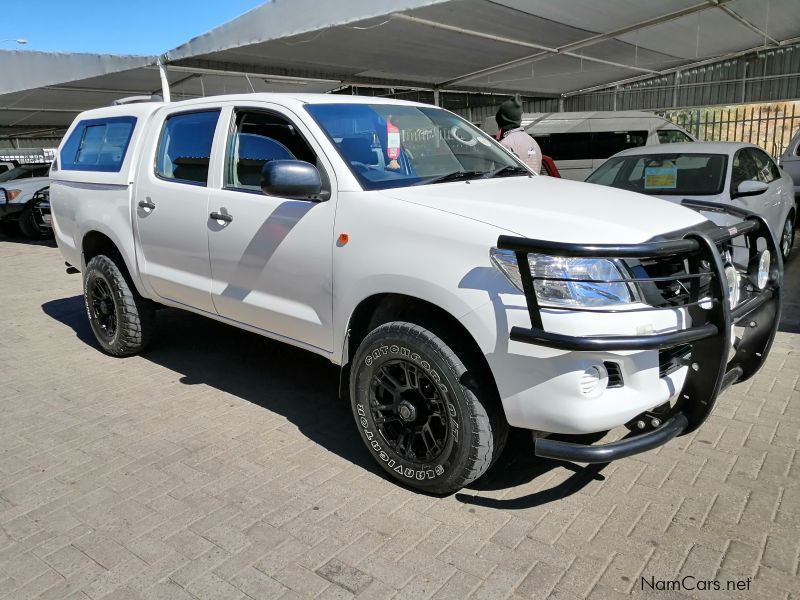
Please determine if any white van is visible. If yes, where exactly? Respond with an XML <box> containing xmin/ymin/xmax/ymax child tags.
<box><xmin>482</xmin><ymin>111</ymin><xmax>695</xmax><ymax>181</ymax></box>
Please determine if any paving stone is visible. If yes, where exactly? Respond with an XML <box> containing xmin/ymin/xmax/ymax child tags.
<box><xmin>315</xmin><ymin>558</ymin><xmax>374</xmax><ymax>595</ymax></box>
<box><xmin>1</xmin><ymin>234</ymin><xmax>799</xmax><ymax>600</ymax></box>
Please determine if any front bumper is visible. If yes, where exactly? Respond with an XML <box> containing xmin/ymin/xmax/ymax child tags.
<box><xmin>497</xmin><ymin>203</ymin><xmax>782</xmax><ymax>463</ymax></box>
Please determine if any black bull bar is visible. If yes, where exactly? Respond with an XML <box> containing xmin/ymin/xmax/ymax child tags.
<box><xmin>497</xmin><ymin>201</ymin><xmax>783</xmax><ymax>463</ymax></box>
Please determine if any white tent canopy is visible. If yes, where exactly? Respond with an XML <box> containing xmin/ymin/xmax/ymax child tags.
<box><xmin>165</xmin><ymin>0</ymin><xmax>800</xmax><ymax>95</ymax></box>
<box><xmin>2</xmin><ymin>0</ymin><xmax>800</xmax><ymax>139</ymax></box>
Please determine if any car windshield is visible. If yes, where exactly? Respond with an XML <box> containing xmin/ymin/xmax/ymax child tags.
<box><xmin>0</xmin><ymin>165</ymin><xmax>49</xmax><ymax>183</ymax></box>
<box><xmin>586</xmin><ymin>153</ymin><xmax>728</xmax><ymax>196</ymax></box>
<box><xmin>305</xmin><ymin>103</ymin><xmax>526</xmax><ymax>190</ymax></box>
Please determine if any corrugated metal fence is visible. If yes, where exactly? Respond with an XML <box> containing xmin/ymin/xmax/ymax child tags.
<box><xmin>660</xmin><ymin>102</ymin><xmax>800</xmax><ymax>158</ymax></box>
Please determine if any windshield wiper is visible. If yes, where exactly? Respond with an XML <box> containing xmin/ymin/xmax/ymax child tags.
<box><xmin>481</xmin><ymin>165</ymin><xmax>532</xmax><ymax>179</ymax></box>
<box><xmin>415</xmin><ymin>170</ymin><xmax>485</xmax><ymax>185</ymax></box>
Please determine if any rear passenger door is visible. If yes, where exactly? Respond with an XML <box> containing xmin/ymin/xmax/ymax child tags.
<box><xmin>133</xmin><ymin>108</ymin><xmax>221</xmax><ymax>314</ymax></box>
<box><xmin>206</xmin><ymin>104</ymin><xmax>337</xmax><ymax>353</ymax></box>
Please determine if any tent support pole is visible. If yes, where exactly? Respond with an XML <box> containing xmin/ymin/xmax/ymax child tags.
<box><xmin>158</xmin><ymin>58</ymin><xmax>171</xmax><ymax>103</ymax></box>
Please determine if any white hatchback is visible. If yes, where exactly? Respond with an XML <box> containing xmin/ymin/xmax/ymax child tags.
<box><xmin>586</xmin><ymin>142</ymin><xmax>796</xmax><ymax>262</ymax></box>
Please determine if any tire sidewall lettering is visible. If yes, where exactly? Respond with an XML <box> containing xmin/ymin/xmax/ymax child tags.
<box><xmin>355</xmin><ymin>343</ymin><xmax>461</xmax><ymax>483</ymax></box>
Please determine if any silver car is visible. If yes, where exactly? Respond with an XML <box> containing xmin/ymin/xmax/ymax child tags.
<box><xmin>778</xmin><ymin>128</ymin><xmax>800</xmax><ymax>202</ymax></box>
<box><xmin>587</xmin><ymin>142</ymin><xmax>796</xmax><ymax>262</ymax></box>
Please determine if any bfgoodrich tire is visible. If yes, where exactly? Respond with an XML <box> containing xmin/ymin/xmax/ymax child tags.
<box><xmin>83</xmin><ymin>255</ymin><xmax>155</xmax><ymax>356</ymax></box>
<box><xmin>350</xmin><ymin>321</ymin><xmax>505</xmax><ymax>494</ymax></box>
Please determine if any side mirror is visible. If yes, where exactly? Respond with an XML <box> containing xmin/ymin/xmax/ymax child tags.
<box><xmin>261</xmin><ymin>160</ymin><xmax>323</xmax><ymax>200</ymax></box>
<box><xmin>734</xmin><ymin>180</ymin><xmax>769</xmax><ymax>198</ymax></box>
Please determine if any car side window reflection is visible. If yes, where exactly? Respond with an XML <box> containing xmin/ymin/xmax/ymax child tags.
<box><xmin>225</xmin><ymin>110</ymin><xmax>329</xmax><ymax>194</ymax></box>
<box><xmin>731</xmin><ymin>149</ymin><xmax>760</xmax><ymax>193</ymax></box>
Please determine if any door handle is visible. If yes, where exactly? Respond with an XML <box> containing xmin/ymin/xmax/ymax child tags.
<box><xmin>210</xmin><ymin>211</ymin><xmax>233</xmax><ymax>223</ymax></box>
<box><xmin>138</xmin><ymin>199</ymin><xmax>156</xmax><ymax>210</ymax></box>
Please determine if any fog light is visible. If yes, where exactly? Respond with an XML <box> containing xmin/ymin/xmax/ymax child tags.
<box><xmin>752</xmin><ymin>250</ymin><xmax>770</xmax><ymax>290</ymax></box>
<box><xmin>579</xmin><ymin>364</ymin><xmax>608</xmax><ymax>396</ymax></box>
<box><xmin>724</xmin><ymin>264</ymin><xmax>740</xmax><ymax>308</ymax></box>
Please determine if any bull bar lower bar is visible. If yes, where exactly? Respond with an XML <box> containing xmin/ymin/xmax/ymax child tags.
<box><xmin>497</xmin><ymin>203</ymin><xmax>782</xmax><ymax>463</ymax></box>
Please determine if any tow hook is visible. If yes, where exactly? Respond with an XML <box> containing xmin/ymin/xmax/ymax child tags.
<box><xmin>626</xmin><ymin>403</ymin><xmax>671</xmax><ymax>432</ymax></box>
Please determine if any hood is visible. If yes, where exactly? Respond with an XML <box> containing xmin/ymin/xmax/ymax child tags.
<box><xmin>0</xmin><ymin>176</ymin><xmax>49</xmax><ymax>190</ymax></box>
<box><xmin>380</xmin><ymin>176</ymin><xmax>708</xmax><ymax>244</ymax></box>
<box><xmin>650</xmin><ymin>193</ymin><xmax>740</xmax><ymax>228</ymax></box>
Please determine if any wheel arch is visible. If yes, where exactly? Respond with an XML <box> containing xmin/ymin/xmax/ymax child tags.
<box><xmin>81</xmin><ymin>228</ymin><xmax>147</xmax><ymax>297</ymax></box>
<box><xmin>341</xmin><ymin>293</ymin><xmax>501</xmax><ymax>410</ymax></box>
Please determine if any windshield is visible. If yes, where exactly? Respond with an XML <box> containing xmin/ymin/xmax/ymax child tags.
<box><xmin>586</xmin><ymin>153</ymin><xmax>727</xmax><ymax>196</ymax></box>
<box><xmin>0</xmin><ymin>165</ymin><xmax>49</xmax><ymax>183</ymax></box>
<box><xmin>306</xmin><ymin>103</ymin><xmax>526</xmax><ymax>190</ymax></box>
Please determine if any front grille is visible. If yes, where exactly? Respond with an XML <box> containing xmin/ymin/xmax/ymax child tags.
<box><xmin>604</xmin><ymin>361</ymin><xmax>624</xmax><ymax>388</ymax></box>
<box><xmin>633</xmin><ymin>255</ymin><xmax>713</xmax><ymax>308</ymax></box>
<box><xmin>659</xmin><ymin>344</ymin><xmax>692</xmax><ymax>378</ymax></box>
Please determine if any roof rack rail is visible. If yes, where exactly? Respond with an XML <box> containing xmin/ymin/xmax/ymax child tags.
<box><xmin>112</xmin><ymin>94</ymin><xmax>163</xmax><ymax>106</ymax></box>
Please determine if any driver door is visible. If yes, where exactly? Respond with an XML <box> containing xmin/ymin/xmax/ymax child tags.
<box><xmin>206</xmin><ymin>104</ymin><xmax>337</xmax><ymax>353</ymax></box>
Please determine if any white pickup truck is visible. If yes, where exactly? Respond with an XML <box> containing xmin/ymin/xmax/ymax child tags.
<box><xmin>50</xmin><ymin>94</ymin><xmax>782</xmax><ymax>494</ymax></box>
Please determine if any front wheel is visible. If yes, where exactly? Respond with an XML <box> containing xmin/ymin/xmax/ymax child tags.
<box><xmin>18</xmin><ymin>202</ymin><xmax>49</xmax><ymax>240</ymax></box>
<box><xmin>83</xmin><ymin>255</ymin><xmax>155</xmax><ymax>356</ymax></box>
<box><xmin>780</xmin><ymin>213</ymin><xmax>795</xmax><ymax>262</ymax></box>
<box><xmin>350</xmin><ymin>321</ymin><xmax>505</xmax><ymax>494</ymax></box>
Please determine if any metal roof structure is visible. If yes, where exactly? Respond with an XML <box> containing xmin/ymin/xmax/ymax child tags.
<box><xmin>2</xmin><ymin>0</ymin><xmax>800</xmax><ymax>140</ymax></box>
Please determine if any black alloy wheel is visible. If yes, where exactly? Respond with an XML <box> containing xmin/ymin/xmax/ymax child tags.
<box><xmin>89</xmin><ymin>277</ymin><xmax>117</xmax><ymax>340</ymax></box>
<box><xmin>370</xmin><ymin>359</ymin><xmax>450</xmax><ymax>463</ymax></box>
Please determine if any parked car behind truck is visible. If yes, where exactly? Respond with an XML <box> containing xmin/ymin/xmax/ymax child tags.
<box><xmin>778</xmin><ymin>128</ymin><xmax>800</xmax><ymax>202</ymax></box>
<box><xmin>586</xmin><ymin>142</ymin><xmax>796</xmax><ymax>262</ymax></box>
<box><xmin>51</xmin><ymin>94</ymin><xmax>781</xmax><ymax>494</ymax></box>
<box><xmin>0</xmin><ymin>163</ymin><xmax>51</xmax><ymax>238</ymax></box>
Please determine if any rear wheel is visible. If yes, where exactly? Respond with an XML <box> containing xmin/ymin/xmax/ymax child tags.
<box><xmin>350</xmin><ymin>321</ymin><xmax>506</xmax><ymax>494</ymax></box>
<box><xmin>83</xmin><ymin>255</ymin><xmax>155</xmax><ymax>356</ymax></box>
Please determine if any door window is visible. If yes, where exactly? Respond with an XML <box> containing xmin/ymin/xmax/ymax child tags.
<box><xmin>225</xmin><ymin>110</ymin><xmax>326</xmax><ymax>193</ymax></box>
<box><xmin>731</xmin><ymin>149</ymin><xmax>760</xmax><ymax>193</ymax></box>
<box><xmin>534</xmin><ymin>132</ymin><xmax>592</xmax><ymax>160</ymax></box>
<box><xmin>591</xmin><ymin>131</ymin><xmax>648</xmax><ymax>159</ymax></box>
<box><xmin>747</xmin><ymin>148</ymin><xmax>780</xmax><ymax>183</ymax></box>
<box><xmin>534</xmin><ymin>130</ymin><xmax>647</xmax><ymax>161</ymax></box>
<box><xmin>657</xmin><ymin>129</ymin><xmax>693</xmax><ymax>144</ymax></box>
<box><xmin>155</xmin><ymin>110</ymin><xmax>220</xmax><ymax>185</ymax></box>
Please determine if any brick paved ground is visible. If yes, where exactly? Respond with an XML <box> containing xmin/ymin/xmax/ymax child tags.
<box><xmin>0</xmin><ymin>230</ymin><xmax>798</xmax><ymax>600</ymax></box>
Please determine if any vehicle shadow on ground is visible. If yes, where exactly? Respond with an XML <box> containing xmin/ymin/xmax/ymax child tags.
<box><xmin>0</xmin><ymin>230</ymin><xmax>56</xmax><ymax>247</ymax></box>
<box><xmin>456</xmin><ymin>428</ymin><xmax>612</xmax><ymax>509</ymax></box>
<box><xmin>40</xmin><ymin>296</ymin><xmax>614</xmax><ymax>505</ymax></box>
<box><xmin>41</xmin><ymin>296</ymin><xmax>383</xmax><ymax>478</ymax></box>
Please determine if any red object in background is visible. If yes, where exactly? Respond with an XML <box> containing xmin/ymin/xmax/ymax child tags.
<box><xmin>541</xmin><ymin>155</ymin><xmax>560</xmax><ymax>178</ymax></box>
<box><xmin>387</xmin><ymin>121</ymin><xmax>400</xmax><ymax>160</ymax></box>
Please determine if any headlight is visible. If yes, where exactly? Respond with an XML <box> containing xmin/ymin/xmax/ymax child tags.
<box><xmin>490</xmin><ymin>248</ymin><xmax>635</xmax><ymax>307</ymax></box>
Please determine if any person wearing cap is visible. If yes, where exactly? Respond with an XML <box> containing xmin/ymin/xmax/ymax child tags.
<box><xmin>495</xmin><ymin>94</ymin><xmax>542</xmax><ymax>174</ymax></box>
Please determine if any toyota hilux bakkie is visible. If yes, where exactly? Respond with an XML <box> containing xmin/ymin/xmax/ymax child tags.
<box><xmin>50</xmin><ymin>95</ymin><xmax>782</xmax><ymax>494</ymax></box>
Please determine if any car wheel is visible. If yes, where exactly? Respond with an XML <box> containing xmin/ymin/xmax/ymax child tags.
<box><xmin>83</xmin><ymin>255</ymin><xmax>155</xmax><ymax>356</ymax></box>
<box><xmin>17</xmin><ymin>202</ymin><xmax>48</xmax><ymax>240</ymax></box>
<box><xmin>780</xmin><ymin>213</ymin><xmax>795</xmax><ymax>262</ymax></box>
<box><xmin>350</xmin><ymin>321</ymin><xmax>505</xmax><ymax>494</ymax></box>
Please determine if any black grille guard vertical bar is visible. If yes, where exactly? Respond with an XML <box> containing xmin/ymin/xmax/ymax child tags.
<box><xmin>495</xmin><ymin>204</ymin><xmax>782</xmax><ymax>458</ymax></box>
